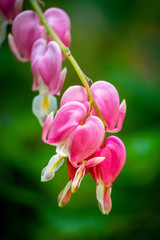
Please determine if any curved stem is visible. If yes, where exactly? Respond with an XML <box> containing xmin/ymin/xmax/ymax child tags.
<box><xmin>29</xmin><ymin>0</ymin><xmax>107</xmax><ymax>129</ymax></box>
<box><xmin>80</xmin><ymin>102</ymin><xmax>93</xmax><ymax>125</ymax></box>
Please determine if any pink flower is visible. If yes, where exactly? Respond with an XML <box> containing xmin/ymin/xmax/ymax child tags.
<box><xmin>89</xmin><ymin>136</ymin><xmax>126</xmax><ymax>215</ymax></box>
<box><xmin>31</xmin><ymin>39</ymin><xmax>66</xmax><ymax>95</ymax></box>
<box><xmin>8</xmin><ymin>10</ymin><xmax>46</xmax><ymax>62</ymax></box>
<box><xmin>0</xmin><ymin>0</ymin><xmax>24</xmax><ymax>46</ymax></box>
<box><xmin>44</xmin><ymin>8</ymin><xmax>71</xmax><ymax>59</ymax></box>
<box><xmin>41</xmin><ymin>102</ymin><xmax>105</xmax><ymax>182</ymax></box>
<box><xmin>31</xmin><ymin>39</ymin><xmax>67</xmax><ymax>126</ymax></box>
<box><xmin>0</xmin><ymin>0</ymin><xmax>23</xmax><ymax>22</ymax></box>
<box><xmin>60</xmin><ymin>81</ymin><xmax>126</xmax><ymax>132</ymax></box>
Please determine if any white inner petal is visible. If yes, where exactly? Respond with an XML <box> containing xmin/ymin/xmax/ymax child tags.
<box><xmin>56</xmin><ymin>140</ymin><xmax>70</xmax><ymax>158</ymax></box>
<box><xmin>96</xmin><ymin>183</ymin><xmax>105</xmax><ymax>214</ymax></box>
<box><xmin>32</xmin><ymin>93</ymin><xmax>57</xmax><ymax>126</ymax></box>
<box><xmin>41</xmin><ymin>154</ymin><xmax>64</xmax><ymax>182</ymax></box>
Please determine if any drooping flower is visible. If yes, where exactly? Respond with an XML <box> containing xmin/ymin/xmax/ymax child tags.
<box><xmin>8</xmin><ymin>10</ymin><xmax>46</xmax><ymax>62</ymax></box>
<box><xmin>41</xmin><ymin>101</ymin><xmax>105</xmax><ymax>182</ymax></box>
<box><xmin>44</xmin><ymin>7</ymin><xmax>71</xmax><ymax>59</ymax></box>
<box><xmin>0</xmin><ymin>0</ymin><xmax>24</xmax><ymax>46</ymax></box>
<box><xmin>31</xmin><ymin>39</ymin><xmax>67</xmax><ymax>126</ymax></box>
<box><xmin>89</xmin><ymin>136</ymin><xmax>126</xmax><ymax>215</ymax></box>
<box><xmin>60</xmin><ymin>81</ymin><xmax>126</xmax><ymax>132</ymax></box>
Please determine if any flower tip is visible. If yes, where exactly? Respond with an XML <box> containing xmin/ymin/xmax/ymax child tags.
<box><xmin>120</xmin><ymin>99</ymin><xmax>127</xmax><ymax>113</ymax></box>
<box><xmin>8</xmin><ymin>33</ymin><xmax>28</xmax><ymax>62</ymax></box>
<box><xmin>58</xmin><ymin>180</ymin><xmax>72</xmax><ymax>207</ymax></box>
<box><xmin>41</xmin><ymin>167</ymin><xmax>55</xmax><ymax>182</ymax></box>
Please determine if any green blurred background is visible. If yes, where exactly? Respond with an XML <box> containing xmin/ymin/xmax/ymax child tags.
<box><xmin>0</xmin><ymin>0</ymin><xmax>160</xmax><ymax>239</ymax></box>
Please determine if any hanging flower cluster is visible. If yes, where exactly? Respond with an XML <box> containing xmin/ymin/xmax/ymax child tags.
<box><xmin>0</xmin><ymin>0</ymin><xmax>127</xmax><ymax>215</ymax></box>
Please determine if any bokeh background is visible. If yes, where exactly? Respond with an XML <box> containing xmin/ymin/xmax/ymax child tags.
<box><xmin>0</xmin><ymin>0</ymin><xmax>160</xmax><ymax>239</ymax></box>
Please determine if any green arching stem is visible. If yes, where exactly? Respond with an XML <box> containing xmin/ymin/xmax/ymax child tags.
<box><xmin>29</xmin><ymin>0</ymin><xmax>107</xmax><ymax>129</ymax></box>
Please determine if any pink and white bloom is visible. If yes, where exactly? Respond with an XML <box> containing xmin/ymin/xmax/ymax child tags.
<box><xmin>8</xmin><ymin>10</ymin><xmax>46</xmax><ymax>62</ymax></box>
<box><xmin>61</xmin><ymin>81</ymin><xmax>126</xmax><ymax>132</ymax></box>
<box><xmin>89</xmin><ymin>136</ymin><xmax>126</xmax><ymax>215</ymax></box>
<box><xmin>41</xmin><ymin>101</ymin><xmax>105</xmax><ymax>182</ymax></box>
<box><xmin>44</xmin><ymin>8</ymin><xmax>71</xmax><ymax>59</ymax></box>
<box><xmin>31</xmin><ymin>39</ymin><xmax>67</xmax><ymax>126</ymax></box>
<box><xmin>0</xmin><ymin>0</ymin><xmax>24</xmax><ymax>46</ymax></box>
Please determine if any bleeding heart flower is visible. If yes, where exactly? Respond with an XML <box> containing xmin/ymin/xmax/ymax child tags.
<box><xmin>44</xmin><ymin>7</ymin><xmax>71</xmax><ymax>59</ymax></box>
<box><xmin>0</xmin><ymin>0</ymin><xmax>24</xmax><ymax>46</ymax></box>
<box><xmin>60</xmin><ymin>81</ymin><xmax>126</xmax><ymax>133</ymax></box>
<box><xmin>41</xmin><ymin>101</ymin><xmax>105</xmax><ymax>182</ymax></box>
<box><xmin>31</xmin><ymin>39</ymin><xmax>66</xmax><ymax>95</ymax></box>
<box><xmin>89</xmin><ymin>136</ymin><xmax>126</xmax><ymax>215</ymax></box>
<box><xmin>8</xmin><ymin>10</ymin><xmax>46</xmax><ymax>62</ymax></box>
<box><xmin>31</xmin><ymin>38</ymin><xmax>67</xmax><ymax>126</ymax></box>
<box><xmin>0</xmin><ymin>0</ymin><xmax>23</xmax><ymax>22</ymax></box>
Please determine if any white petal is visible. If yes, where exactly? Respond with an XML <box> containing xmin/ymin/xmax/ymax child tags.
<box><xmin>96</xmin><ymin>183</ymin><xmax>106</xmax><ymax>214</ymax></box>
<box><xmin>56</xmin><ymin>139</ymin><xmax>71</xmax><ymax>158</ymax></box>
<box><xmin>71</xmin><ymin>164</ymin><xmax>86</xmax><ymax>193</ymax></box>
<box><xmin>41</xmin><ymin>154</ymin><xmax>64</xmax><ymax>182</ymax></box>
<box><xmin>32</xmin><ymin>93</ymin><xmax>57</xmax><ymax>126</ymax></box>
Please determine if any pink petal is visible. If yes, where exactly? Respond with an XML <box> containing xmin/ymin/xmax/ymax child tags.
<box><xmin>41</xmin><ymin>112</ymin><xmax>54</xmax><ymax>144</ymax></box>
<box><xmin>47</xmin><ymin>102</ymin><xmax>87</xmax><ymax>143</ymax></box>
<box><xmin>107</xmin><ymin>99</ymin><xmax>126</xmax><ymax>133</ymax></box>
<box><xmin>39</xmin><ymin>41</ymin><xmax>62</xmax><ymax>93</ymax></box>
<box><xmin>0</xmin><ymin>0</ymin><xmax>23</xmax><ymax>21</ymax></box>
<box><xmin>69</xmin><ymin>116</ymin><xmax>105</xmax><ymax>165</ymax></box>
<box><xmin>31</xmin><ymin>39</ymin><xmax>65</xmax><ymax>94</ymax></box>
<box><xmin>31</xmin><ymin>39</ymin><xmax>47</xmax><ymax>90</ymax></box>
<box><xmin>53</xmin><ymin>67</ymin><xmax>67</xmax><ymax>96</ymax></box>
<box><xmin>60</xmin><ymin>85</ymin><xmax>89</xmax><ymax>110</ymax></box>
<box><xmin>10</xmin><ymin>10</ymin><xmax>46</xmax><ymax>61</ymax></box>
<box><xmin>85</xmin><ymin>157</ymin><xmax>105</xmax><ymax>168</ymax></box>
<box><xmin>91</xmin><ymin>81</ymin><xmax>120</xmax><ymax>131</ymax></box>
<box><xmin>8</xmin><ymin>33</ymin><xmax>28</xmax><ymax>62</ymax></box>
<box><xmin>44</xmin><ymin>8</ymin><xmax>71</xmax><ymax>47</ymax></box>
<box><xmin>90</xmin><ymin>136</ymin><xmax>126</xmax><ymax>185</ymax></box>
